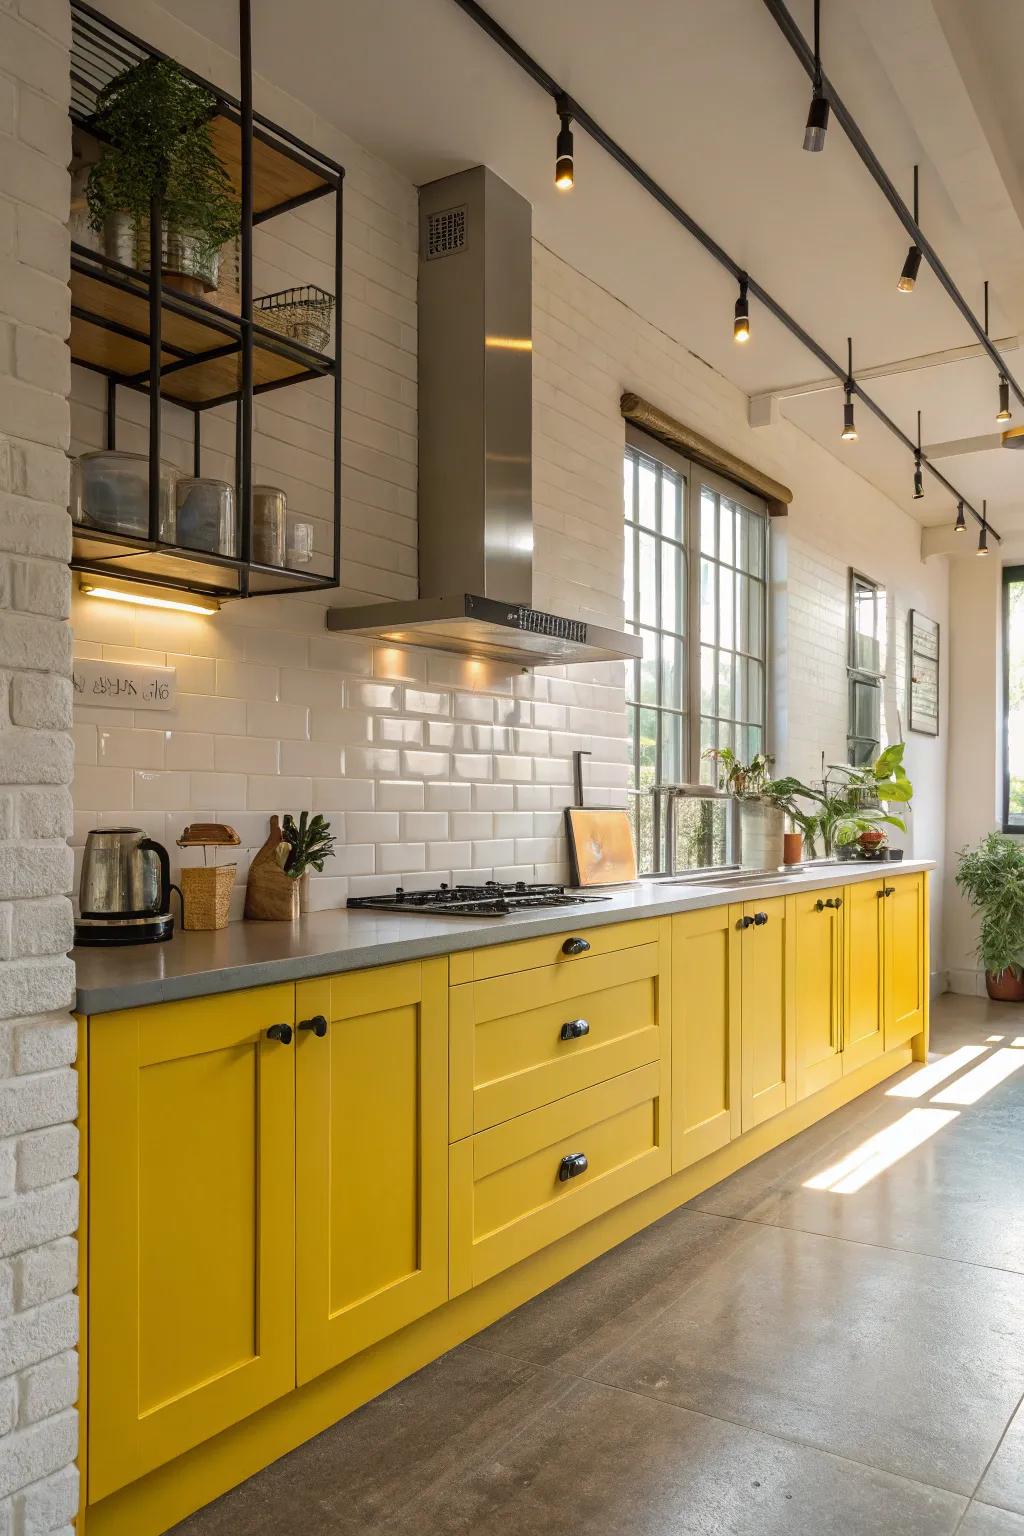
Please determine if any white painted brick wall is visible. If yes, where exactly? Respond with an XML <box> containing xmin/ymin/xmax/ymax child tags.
<box><xmin>0</xmin><ymin>2</ymin><xmax>78</xmax><ymax>1528</ymax></box>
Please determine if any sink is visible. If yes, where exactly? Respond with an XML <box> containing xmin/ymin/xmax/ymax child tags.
<box><xmin>657</xmin><ymin>869</ymin><xmax>802</xmax><ymax>889</ymax></box>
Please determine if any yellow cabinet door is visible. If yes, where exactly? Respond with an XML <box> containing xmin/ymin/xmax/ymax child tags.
<box><xmin>739</xmin><ymin>896</ymin><xmax>794</xmax><ymax>1132</ymax></box>
<box><xmin>794</xmin><ymin>886</ymin><xmax>844</xmax><ymax>1100</ymax></box>
<box><xmin>843</xmin><ymin>878</ymin><xmax>885</xmax><ymax>1072</ymax></box>
<box><xmin>88</xmin><ymin>986</ymin><xmax>297</xmax><ymax>1502</ymax></box>
<box><xmin>295</xmin><ymin>959</ymin><xmax>448</xmax><ymax>1386</ymax></box>
<box><xmin>671</xmin><ymin>906</ymin><xmax>740</xmax><ymax>1171</ymax></box>
<box><xmin>885</xmin><ymin>873</ymin><xmax>926</xmax><ymax>1049</ymax></box>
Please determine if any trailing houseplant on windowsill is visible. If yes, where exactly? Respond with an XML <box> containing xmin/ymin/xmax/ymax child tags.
<box><xmin>954</xmin><ymin>832</ymin><xmax>1024</xmax><ymax>1001</ymax></box>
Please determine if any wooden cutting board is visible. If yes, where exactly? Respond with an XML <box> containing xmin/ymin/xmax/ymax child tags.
<box><xmin>565</xmin><ymin>807</ymin><xmax>638</xmax><ymax>886</ymax></box>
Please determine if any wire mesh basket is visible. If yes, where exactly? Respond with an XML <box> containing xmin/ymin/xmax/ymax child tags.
<box><xmin>254</xmin><ymin>285</ymin><xmax>335</xmax><ymax>353</ymax></box>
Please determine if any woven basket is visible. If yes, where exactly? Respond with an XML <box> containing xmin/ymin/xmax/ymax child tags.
<box><xmin>180</xmin><ymin>864</ymin><xmax>236</xmax><ymax>931</ymax></box>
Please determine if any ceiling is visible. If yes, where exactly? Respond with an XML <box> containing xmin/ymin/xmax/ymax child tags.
<box><xmin>162</xmin><ymin>0</ymin><xmax>1024</xmax><ymax>535</ymax></box>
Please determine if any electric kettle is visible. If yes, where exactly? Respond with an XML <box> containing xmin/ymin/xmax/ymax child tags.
<box><xmin>74</xmin><ymin>828</ymin><xmax>177</xmax><ymax>946</ymax></box>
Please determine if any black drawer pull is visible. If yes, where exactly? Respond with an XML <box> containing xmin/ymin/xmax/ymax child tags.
<box><xmin>266</xmin><ymin>1023</ymin><xmax>293</xmax><ymax>1045</ymax></box>
<box><xmin>558</xmin><ymin>1151</ymin><xmax>589</xmax><ymax>1182</ymax></box>
<box><xmin>560</xmin><ymin>1018</ymin><xmax>590</xmax><ymax>1041</ymax></box>
<box><xmin>299</xmin><ymin>1014</ymin><xmax>328</xmax><ymax>1038</ymax></box>
<box><xmin>884</xmin><ymin>886</ymin><xmax>896</xmax><ymax>897</ymax></box>
<box><xmin>562</xmin><ymin>936</ymin><xmax>590</xmax><ymax>956</ymax></box>
<box><xmin>753</xmin><ymin>911</ymin><xmax>769</xmax><ymax>926</ymax></box>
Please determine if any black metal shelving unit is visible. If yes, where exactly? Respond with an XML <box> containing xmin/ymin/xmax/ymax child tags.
<box><xmin>69</xmin><ymin>0</ymin><xmax>344</xmax><ymax>600</ymax></box>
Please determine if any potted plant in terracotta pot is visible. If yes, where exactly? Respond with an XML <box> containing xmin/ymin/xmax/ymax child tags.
<box><xmin>86</xmin><ymin>58</ymin><xmax>239</xmax><ymax>296</ymax></box>
<box><xmin>955</xmin><ymin>832</ymin><xmax>1024</xmax><ymax>1001</ymax></box>
<box><xmin>703</xmin><ymin>748</ymin><xmax>803</xmax><ymax>870</ymax></box>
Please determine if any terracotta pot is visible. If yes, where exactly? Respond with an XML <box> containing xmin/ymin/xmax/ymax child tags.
<box><xmin>985</xmin><ymin>968</ymin><xmax>1024</xmax><ymax>1002</ymax></box>
<box><xmin>858</xmin><ymin>828</ymin><xmax>885</xmax><ymax>850</ymax></box>
<box><xmin>783</xmin><ymin>831</ymin><xmax>803</xmax><ymax>866</ymax></box>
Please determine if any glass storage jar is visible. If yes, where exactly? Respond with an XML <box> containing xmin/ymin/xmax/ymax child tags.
<box><xmin>174</xmin><ymin>477</ymin><xmax>237</xmax><ymax>557</ymax></box>
<box><xmin>252</xmin><ymin>485</ymin><xmax>287</xmax><ymax>567</ymax></box>
<box><xmin>286</xmin><ymin>515</ymin><xmax>314</xmax><ymax>568</ymax></box>
<box><xmin>73</xmin><ymin>451</ymin><xmax>178</xmax><ymax>540</ymax></box>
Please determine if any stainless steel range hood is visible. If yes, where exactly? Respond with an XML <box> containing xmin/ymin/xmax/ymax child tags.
<box><xmin>327</xmin><ymin>166</ymin><xmax>640</xmax><ymax>668</ymax></box>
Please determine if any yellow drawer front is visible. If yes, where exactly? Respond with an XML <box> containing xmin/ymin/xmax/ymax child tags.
<box><xmin>448</xmin><ymin>917</ymin><xmax>661</xmax><ymax>984</ymax></box>
<box><xmin>450</xmin><ymin>943</ymin><xmax>664</xmax><ymax>1137</ymax></box>
<box><xmin>449</xmin><ymin>1061</ymin><xmax>671</xmax><ymax>1294</ymax></box>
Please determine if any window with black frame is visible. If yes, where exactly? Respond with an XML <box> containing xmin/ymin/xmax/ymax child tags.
<box><xmin>848</xmin><ymin>569</ymin><xmax>885</xmax><ymax>766</ymax></box>
<box><xmin>1003</xmin><ymin>565</ymin><xmax>1024</xmax><ymax>830</ymax></box>
<box><xmin>624</xmin><ymin>431</ymin><xmax>768</xmax><ymax>874</ymax></box>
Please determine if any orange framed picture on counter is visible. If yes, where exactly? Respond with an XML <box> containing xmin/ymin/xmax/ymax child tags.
<box><xmin>565</xmin><ymin>807</ymin><xmax>639</xmax><ymax>887</ymax></box>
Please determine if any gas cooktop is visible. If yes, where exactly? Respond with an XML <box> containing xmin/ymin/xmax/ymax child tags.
<box><xmin>347</xmin><ymin>881</ymin><xmax>609</xmax><ymax>917</ymax></box>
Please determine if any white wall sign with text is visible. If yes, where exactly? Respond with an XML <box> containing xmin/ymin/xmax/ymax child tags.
<box><xmin>72</xmin><ymin>659</ymin><xmax>177</xmax><ymax>711</ymax></box>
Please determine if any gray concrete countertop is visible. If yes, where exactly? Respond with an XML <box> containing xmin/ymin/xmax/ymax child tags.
<box><xmin>73</xmin><ymin>858</ymin><xmax>935</xmax><ymax>1015</ymax></box>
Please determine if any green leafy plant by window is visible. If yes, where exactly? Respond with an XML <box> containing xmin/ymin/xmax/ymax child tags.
<box><xmin>86</xmin><ymin>58</ymin><xmax>239</xmax><ymax>265</ymax></box>
<box><xmin>708</xmin><ymin>744</ymin><xmax>913</xmax><ymax>857</ymax></box>
<box><xmin>955</xmin><ymin>832</ymin><xmax>1024</xmax><ymax>980</ymax></box>
<box><xmin>282</xmin><ymin>812</ymin><xmax>336</xmax><ymax>880</ymax></box>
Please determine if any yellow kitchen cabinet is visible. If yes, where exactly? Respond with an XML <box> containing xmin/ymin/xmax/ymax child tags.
<box><xmin>295</xmin><ymin>959</ymin><xmax>448</xmax><ymax>1385</ymax></box>
<box><xmin>671</xmin><ymin>905</ymin><xmax>741</xmax><ymax>1171</ymax></box>
<box><xmin>843</xmin><ymin>876</ymin><xmax>886</xmax><ymax>1072</ymax></box>
<box><xmin>739</xmin><ymin>896</ymin><xmax>795</xmax><ymax>1131</ymax></box>
<box><xmin>794</xmin><ymin>886</ymin><xmax>845</xmax><ymax>1099</ymax></box>
<box><xmin>884</xmin><ymin>873</ymin><xmax>927</xmax><ymax>1049</ymax></box>
<box><xmin>87</xmin><ymin>986</ymin><xmax>297</xmax><ymax>1503</ymax></box>
<box><xmin>450</xmin><ymin>1059</ymin><xmax>671</xmax><ymax>1295</ymax></box>
<box><xmin>449</xmin><ymin>931</ymin><xmax>667</xmax><ymax>1139</ymax></box>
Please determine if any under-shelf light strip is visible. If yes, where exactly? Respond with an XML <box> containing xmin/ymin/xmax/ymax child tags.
<box><xmin>448</xmin><ymin>0</ymin><xmax>1000</xmax><ymax>541</ymax></box>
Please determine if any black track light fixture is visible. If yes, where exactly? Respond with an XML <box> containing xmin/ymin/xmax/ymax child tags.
<box><xmin>803</xmin><ymin>0</ymin><xmax>829</xmax><ymax>152</ymax></box>
<box><xmin>841</xmin><ymin>337</ymin><xmax>857</xmax><ymax>441</ymax></box>
<box><xmin>554</xmin><ymin>94</ymin><xmax>574</xmax><ymax>191</ymax></box>
<box><xmin>898</xmin><ymin>166</ymin><xmax>922</xmax><ymax>293</ymax></box>
<box><xmin>954</xmin><ymin>500</ymin><xmax>966</xmax><ymax>533</ymax></box>
<box><xmin>913</xmin><ymin>410</ymin><xmax>924</xmax><ymax>498</ymax></box>
<box><xmin>733</xmin><ymin>274</ymin><xmax>750</xmax><ymax>344</ymax></box>
<box><xmin>978</xmin><ymin>502</ymin><xmax>989</xmax><ymax>557</ymax></box>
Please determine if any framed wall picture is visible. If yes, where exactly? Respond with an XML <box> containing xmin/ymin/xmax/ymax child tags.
<box><xmin>908</xmin><ymin>610</ymin><xmax>939</xmax><ymax>736</ymax></box>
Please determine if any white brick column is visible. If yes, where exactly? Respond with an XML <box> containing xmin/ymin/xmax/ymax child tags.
<box><xmin>0</xmin><ymin>2</ymin><xmax>79</xmax><ymax>1531</ymax></box>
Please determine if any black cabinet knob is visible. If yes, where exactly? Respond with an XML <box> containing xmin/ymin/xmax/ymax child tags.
<box><xmin>833</xmin><ymin>897</ymin><xmax>843</xmax><ymax>909</ymax></box>
<box><xmin>560</xmin><ymin>1018</ymin><xmax>590</xmax><ymax>1041</ymax></box>
<box><xmin>739</xmin><ymin>914</ymin><xmax>755</xmax><ymax>929</ymax></box>
<box><xmin>815</xmin><ymin>899</ymin><xmax>826</xmax><ymax>912</ymax></box>
<box><xmin>562</xmin><ymin>936</ymin><xmax>590</xmax><ymax>956</ymax></box>
<box><xmin>884</xmin><ymin>886</ymin><xmax>896</xmax><ymax>897</ymax></box>
<box><xmin>558</xmin><ymin>1151</ymin><xmax>589</xmax><ymax>1182</ymax></box>
<box><xmin>266</xmin><ymin>1023</ymin><xmax>293</xmax><ymax>1045</ymax></box>
<box><xmin>299</xmin><ymin>1015</ymin><xmax>328</xmax><ymax>1038</ymax></box>
<box><xmin>753</xmin><ymin>911</ymin><xmax>768</xmax><ymax>926</ymax></box>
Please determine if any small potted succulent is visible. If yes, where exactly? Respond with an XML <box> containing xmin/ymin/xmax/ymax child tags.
<box><xmin>955</xmin><ymin>832</ymin><xmax>1024</xmax><ymax>1001</ymax></box>
<box><xmin>703</xmin><ymin>748</ymin><xmax>803</xmax><ymax>869</ymax></box>
<box><xmin>86</xmin><ymin>58</ymin><xmax>239</xmax><ymax>296</ymax></box>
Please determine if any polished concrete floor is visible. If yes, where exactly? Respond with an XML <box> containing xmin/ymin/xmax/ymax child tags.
<box><xmin>172</xmin><ymin>995</ymin><xmax>1024</xmax><ymax>1535</ymax></box>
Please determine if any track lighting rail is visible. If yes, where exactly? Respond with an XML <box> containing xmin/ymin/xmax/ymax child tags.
<box><xmin>448</xmin><ymin>0</ymin><xmax>1000</xmax><ymax>540</ymax></box>
<box><xmin>761</xmin><ymin>0</ymin><xmax>1024</xmax><ymax>415</ymax></box>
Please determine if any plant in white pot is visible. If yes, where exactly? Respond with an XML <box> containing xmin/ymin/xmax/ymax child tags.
<box><xmin>86</xmin><ymin>58</ymin><xmax>239</xmax><ymax>297</ymax></box>
<box><xmin>703</xmin><ymin>748</ymin><xmax>801</xmax><ymax>870</ymax></box>
<box><xmin>955</xmin><ymin>832</ymin><xmax>1024</xmax><ymax>1001</ymax></box>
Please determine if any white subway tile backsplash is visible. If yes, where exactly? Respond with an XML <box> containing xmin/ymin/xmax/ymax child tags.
<box><xmin>134</xmin><ymin>770</ymin><xmax>190</xmax><ymax>811</ymax></box>
<box><xmin>472</xmin><ymin>783</ymin><xmax>514</xmax><ymax>811</ymax></box>
<box><xmin>376</xmin><ymin>780</ymin><xmax>425</xmax><ymax>811</ymax></box>
<box><xmin>403</xmin><ymin>688</ymin><xmax>450</xmax><ymax>716</ymax></box>
<box><xmin>377</xmin><ymin>841</ymin><xmax>425</xmax><ymax>873</ymax></box>
<box><xmin>216</xmin><ymin>660</ymin><xmax>280</xmax><ymax>702</ymax></box>
<box><xmin>451</xmin><ymin>812</ymin><xmax>494</xmax><ymax>840</ymax></box>
<box><xmin>427</xmin><ymin>841</ymin><xmax>471</xmax><ymax>871</ymax></box>
<box><xmin>215</xmin><ymin>735</ymin><xmax>280</xmax><ymax>774</ymax></box>
<box><xmin>279</xmin><ymin>741</ymin><xmax>344</xmax><ymax>777</ymax></box>
<box><xmin>376</xmin><ymin>716</ymin><xmax>425</xmax><ymax>745</ymax></box>
<box><xmin>312</xmin><ymin>776</ymin><xmax>375</xmax><ymax>810</ymax></box>
<box><xmin>248</xmin><ymin>775</ymin><xmax>313</xmax><ymax>811</ymax></box>
<box><xmin>98</xmin><ymin>727</ymin><xmax>164</xmax><ymax>770</ymax></box>
<box><xmin>345</xmin><ymin>811</ymin><xmax>400</xmax><ymax>843</ymax></box>
<box><xmin>189</xmin><ymin>772</ymin><xmax>248</xmax><ymax>809</ymax></box>
<box><xmin>344</xmin><ymin>746</ymin><xmax>401</xmax><ymax>777</ymax></box>
<box><xmin>346</xmin><ymin>680</ymin><xmax>401</xmax><ymax>712</ymax></box>
<box><xmin>245</xmin><ymin>701</ymin><xmax>309</xmax><ymax>740</ymax></box>
<box><xmin>400</xmin><ymin>749</ymin><xmax>449</xmax><ymax>778</ymax></box>
<box><xmin>166</xmin><ymin>732</ymin><xmax>216</xmax><ymax>771</ymax></box>
<box><xmin>401</xmin><ymin>811</ymin><xmax>449</xmax><ymax>841</ymax></box>
<box><xmin>425</xmin><ymin>782</ymin><xmax>472</xmax><ymax>811</ymax></box>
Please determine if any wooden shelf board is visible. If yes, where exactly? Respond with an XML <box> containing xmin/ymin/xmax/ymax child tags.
<box><xmin>210</xmin><ymin>113</ymin><xmax>335</xmax><ymax>218</ymax></box>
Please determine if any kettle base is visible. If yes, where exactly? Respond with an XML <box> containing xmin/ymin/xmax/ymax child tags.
<box><xmin>74</xmin><ymin>913</ymin><xmax>175</xmax><ymax>946</ymax></box>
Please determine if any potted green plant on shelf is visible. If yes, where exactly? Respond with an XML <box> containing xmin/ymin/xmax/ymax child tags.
<box><xmin>769</xmin><ymin>745</ymin><xmax>913</xmax><ymax>859</ymax></box>
<box><xmin>954</xmin><ymin>832</ymin><xmax>1024</xmax><ymax>1001</ymax></box>
<box><xmin>86</xmin><ymin>57</ymin><xmax>239</xmax><ymax>296</ymax></box>
<box><xmin>282</xmin><ymin>812</ymin><xmax>337</xmax><ymax>913</ymax></box>
<box><xmin>703</xmin><ymin>748</ymin><xmax>803</xmax><ymax>869</ymax></box>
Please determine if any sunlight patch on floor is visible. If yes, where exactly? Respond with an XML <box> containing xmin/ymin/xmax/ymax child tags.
<box><xmin>803</xmin><ymin>1108</ymin><xmax>960</xmax><ymax>1195</ymax></box>
<box><xmin>886</xmin><ymin>1044</ymin><xmax>988</xmax><ymax>1099</ymax></box>
<box><xmin>932</xmin><ymin>1047</ymin><xmax>1024</xmax><ymax>1106</ymax></box>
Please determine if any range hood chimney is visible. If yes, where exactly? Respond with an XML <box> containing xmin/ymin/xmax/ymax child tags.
<box><xmin>327</xmin><ymin>166</ymin><xmax>640</xmax><ymax>668</ymax></box>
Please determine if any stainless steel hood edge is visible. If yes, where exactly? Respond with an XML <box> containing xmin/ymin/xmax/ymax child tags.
<box><xmin>326</xmin><ymin>166</ymin><xmax>639</xmax><ymax>668</ymax></box>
